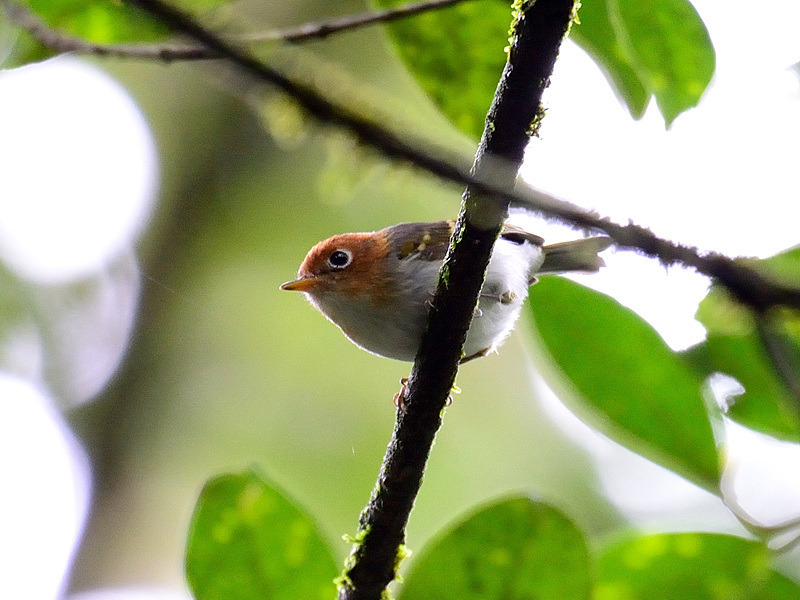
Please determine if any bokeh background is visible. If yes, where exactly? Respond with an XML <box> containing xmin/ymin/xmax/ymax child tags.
<box><xmin>2</xmin><ymin>0</ymin><xmax>800</xmax><ymax>598</ymax></box>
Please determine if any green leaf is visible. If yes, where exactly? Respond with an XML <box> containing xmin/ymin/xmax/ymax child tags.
<box><xmin>608</xmin><ymin>0</ymin><xmax>715</xmax><ymax>126</ymax></box>
<box><xmin>1</xmin><ymin>9</ymin><xmax>52</xmax><ymax>69</ymax></box>
<box><xmin>574</xmin><ymin>0</ymin><xmax>716</xmax><ymax>125</ymax></box>
<box><xmin>688</xmin><ymin>333</ymin><xmax>800</xmax><ymax>442</ymax></box>
<box><xmin>23</xmin><ymin>0</ymin><xmax>169</xmax><ymax>43</ymax></box>
<box><xmin>8</xmin><ymin>0</ymin><xmax>230</xmax><ymax>60</ymax></box>
<box><xmin>596</xmin><ymin>532</ymin><xmax>800</xmax><ymax>599</ymax></box>
<box><xmin>376</xmin><ymin>0</ymin><xmax>714</xmax><ymax>135</ymax></box>
<box><xmin>185</xmin><ymin>469</ymin><xmax>338</xmax><ymax>600</ymax></box>
<box><xmin>690</xmin><ymin>247</ymin><xmax>800</xmax><ymax>441</ymax></box>
<box><xmin>755</xmin><ymin>244</ymin><xmax>800</xmax><ymax>288</ymax></box>
<box><xmin>375</xmin><ymin>0</ymin><xmax>511</xmax><ymax>140</ymax></box>
<box><xmin>573</xmin><ymin>0</ymin><xmax>716</xmax><ymax>126</ymax></box>
<box><xmin>399</xmin><ymin>496</ymin><xmax>591</xmax><ymax>600</ymax></box>
<box><xmin>570</xmin><ymin>0</ymin><xmax>649</xmax><ymax>119</ymax></box>
<box><xmin>527</xmin><ymin>277</ymin><xmax>721</xmax><ymax>491</ymax></box>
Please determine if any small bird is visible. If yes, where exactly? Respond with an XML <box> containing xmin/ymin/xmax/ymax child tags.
<box><xmin>281</xmin><ymin>220</ymin><xmax>611</xmax><ymax>363</ymax></box>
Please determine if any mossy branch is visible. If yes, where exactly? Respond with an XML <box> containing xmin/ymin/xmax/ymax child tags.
<box><xmin>338</xmin><ymin>1</ymin><xmax>578</xmax><ymax>598</ymax></box>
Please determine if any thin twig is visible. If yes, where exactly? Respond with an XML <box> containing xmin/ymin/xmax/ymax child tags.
<box><xmin>242</xmin><ymin>0</ymin><xmax>477</xmax><ymax>43</ymax></box>
<box><xmin>1</xmin><ymin>0</ymin><xmax>478</xmax><ymax>60</ymax></box>
<box><xmin>1</xmin><ymin>0</ymin><xmax>209</xmax><ymax>60</ymax></box>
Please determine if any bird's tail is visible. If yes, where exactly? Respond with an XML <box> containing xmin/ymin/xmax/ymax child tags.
<box><xmin>539</xmin><ymin>237</ymin><xmax>612</xmax><ymax>274</ymax></box>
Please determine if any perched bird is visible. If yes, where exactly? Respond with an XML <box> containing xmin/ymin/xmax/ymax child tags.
<box><xmin>281</xmin><ymin>220</ymin><xmax>611</xmax><ymax>362</ymax></box>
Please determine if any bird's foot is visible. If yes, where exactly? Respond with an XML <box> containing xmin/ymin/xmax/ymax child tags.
<box><xmin>393</xmin><ymin>377</ymin><xmax>409</xmax><ymax>409</ymax></box>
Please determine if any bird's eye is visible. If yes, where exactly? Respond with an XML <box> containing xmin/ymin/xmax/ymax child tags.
<box><xmin>327</xmin><ymin>249</ymin><xmax>352</xmax><ymax>269</ymax></box>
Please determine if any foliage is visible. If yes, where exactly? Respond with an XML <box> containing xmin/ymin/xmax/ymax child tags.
<box><xmin>595</xmin><ymin>532</ymin><xmax>800</xmax><ymax>599</ymax></box>
<box><xmin>528</xmin><ymin>276</ymin><xmax>721</xmax><ymax>491</ymax></box>
<box><xmin>398</xmin><ymin>497</ymin><xmax>591</xmax><ymax>600</ymax></box>
<box><xmin>24</xmin><ymin>0</ymin><xmax>168</xmax><ymax>42</ymax></box>
<box><xmin>687</xmin><ymin>247</ymin><xmax>800</xmax><ymax>441</ymax></box>
<box><xmin>186</xmin><ymin>470</ymin><xmax>338</xmax><ymax>600</ymax></box>
<box><xmin>2</xmin><ymin>0</ymin><xmax>226</xmax><ymax>66</ymax></box>
<box><xmin>1</xmin><ymin>0</ymin><xmax>798</xmax><ymax>599</ymax></box>
<box><xmin>187</xmin><ymin>474</ymin><xmax>800</xmax><ymax>599</ymax></box>
<box><xmin>375</xmin><ymin>0</ymin><xmax>714</xmax><ymax>134</ymax></box>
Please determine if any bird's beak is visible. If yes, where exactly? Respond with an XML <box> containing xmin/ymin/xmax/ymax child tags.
<box><xmin>280</xmin><ymin>277</ymin><xmax>317</xmax><ymax>292</ymax></box>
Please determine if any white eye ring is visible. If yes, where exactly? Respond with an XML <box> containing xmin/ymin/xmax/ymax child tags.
<box><xmin>327</xmin><ymin>249</ymin><xmax>353</xmax><ymax>269</ymax></box>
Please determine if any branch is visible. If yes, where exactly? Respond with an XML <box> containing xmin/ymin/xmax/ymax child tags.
<box><xmin>0</xmin><ymin>0</ymin><xmax>205</xmax><ymax>59</ymax></box>
<box><xmin>339</xmin><ymin>0</ymin><xmax>577</xmax><ymax>597</ymax></box>
<box><xmin>8</xmin><ymin>0</ymin><xmax>800</xmax><ymax>314</ymax></box>
<box><xmin>242</xmin><ymin>0</ymin><xmax>476</xmax><ymax>43</ymax></box>
<box><xmin>1</xmin><ymin>0</ymin><xmax>476</xmax><ymax>60</ymax></box>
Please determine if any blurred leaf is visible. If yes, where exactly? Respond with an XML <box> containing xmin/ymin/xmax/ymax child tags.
<box><xmin>6</xmin><ymin>0</ymin><xmax>231</xmax><ymax>65</ymax></box>
<box><xmin>690</xmin><ymin>247</ymin><xmax>800</xmax><ymax>441</ymax></box>
<box><xmin>185</xmin><ymin>470</ymin><xmax>338</xmax><ymax>600</ymax></box>
<box><xmin>0</xmin><ymin>10</ymin><xmax>54</xmax><ymax>69</ymax></box>
<box><xmin>605</xmin><ymin>0</ymin><xmax>715</xmax><ymax>127</ymax></box>
<box><xmin>0</xmin><ymin>267</ymin><xmax>36</xmax><ymax>378</ymax></box>
<box><xmin>399</xmin><ymin>496</ymin><xmax>591</xmax><ymax>600</ymax></box>
<box><xmin>375</xmin><ymin>0</ymin><xmax>510</xmax><ymax>140</ymax></box>
<box><xmin>527</xmin><ymin>277</ymin><xmax>721</xmax><ymax>491</ymax></box>
<box><xmin>755</xmin><ymin>244</ymin><xmax>800</xmax><ymax>288</ymax></box>
<box><xmin>21</xmin><ymin>0</ymin><xmax>169</xmax><ymax>43</ymax></box>
<box><xmin>596</xmin><ymin>532</ymin><xmax>800</xmax><ymax>599</ymax></box>
<box><xmin>691</xmin><ymin>334</ymin><xmax>800</xmax><ymax>442</ymax></box>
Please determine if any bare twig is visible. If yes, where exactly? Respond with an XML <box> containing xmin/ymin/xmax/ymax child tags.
<box><xmin>242</xmin><ymin>0</ymin><xmax>476</xmax><ymax>43</ymax></box>
<box><xmin>1</xmin><ymin>0</ymin><xmax>209</xmax><ymax>60</ymax></box>
<box><xmin>1</xmin><ymin>0</ymin><xmax>477</xmax><ymax>60</ymax></box>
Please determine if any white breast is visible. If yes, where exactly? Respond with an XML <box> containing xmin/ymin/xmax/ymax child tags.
<box><xmin>462</xmin><ymin>236</ymin><xmax>544</xmax><ymax>359</ymax></box>
<box><xmin>307</xmin><ymin>235</ymin><xmax>544</xmax><ymax>362</ymax></box>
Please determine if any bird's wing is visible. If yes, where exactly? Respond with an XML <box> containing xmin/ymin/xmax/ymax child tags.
<box><xmin>499</xmin><ymin>223</ymin><xmax>545</xmax><ymax>246</ymax></box>
<box><xmin>388</xmin><ymin>220</ymin><xmax>456</xmax><ymax>262</ymax></box>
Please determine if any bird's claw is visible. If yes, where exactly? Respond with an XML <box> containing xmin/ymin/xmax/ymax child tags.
<box><xmin>393</xmin><ymin>377</ymin><xmax>409</xmax><ymax>408</ymax></box>
<box><xmin>394</xmin><ymin>378</ymin><xmax>460</xmax><ymax>408</ymax></box>
<box><xmin>446</xmin><ymin>384</ymin><xmax>461</xmax><ymax>406</ymax></box>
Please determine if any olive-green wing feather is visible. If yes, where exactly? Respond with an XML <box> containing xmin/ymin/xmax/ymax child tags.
<box><xmin>499</xmin><ymin>223</ymin><xmax>545</xmax><ymax>246</ymax></box>
<box><xmin>388</xmin><ymin>220</ymin><xmax>455</xmax><ymax>262</ymax></box>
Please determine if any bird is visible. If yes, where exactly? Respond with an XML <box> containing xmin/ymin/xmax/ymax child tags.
<box><xmin>281</xmin><ymin>220</ymin><xmax>611</xmax><ymax>363</ymax></box>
